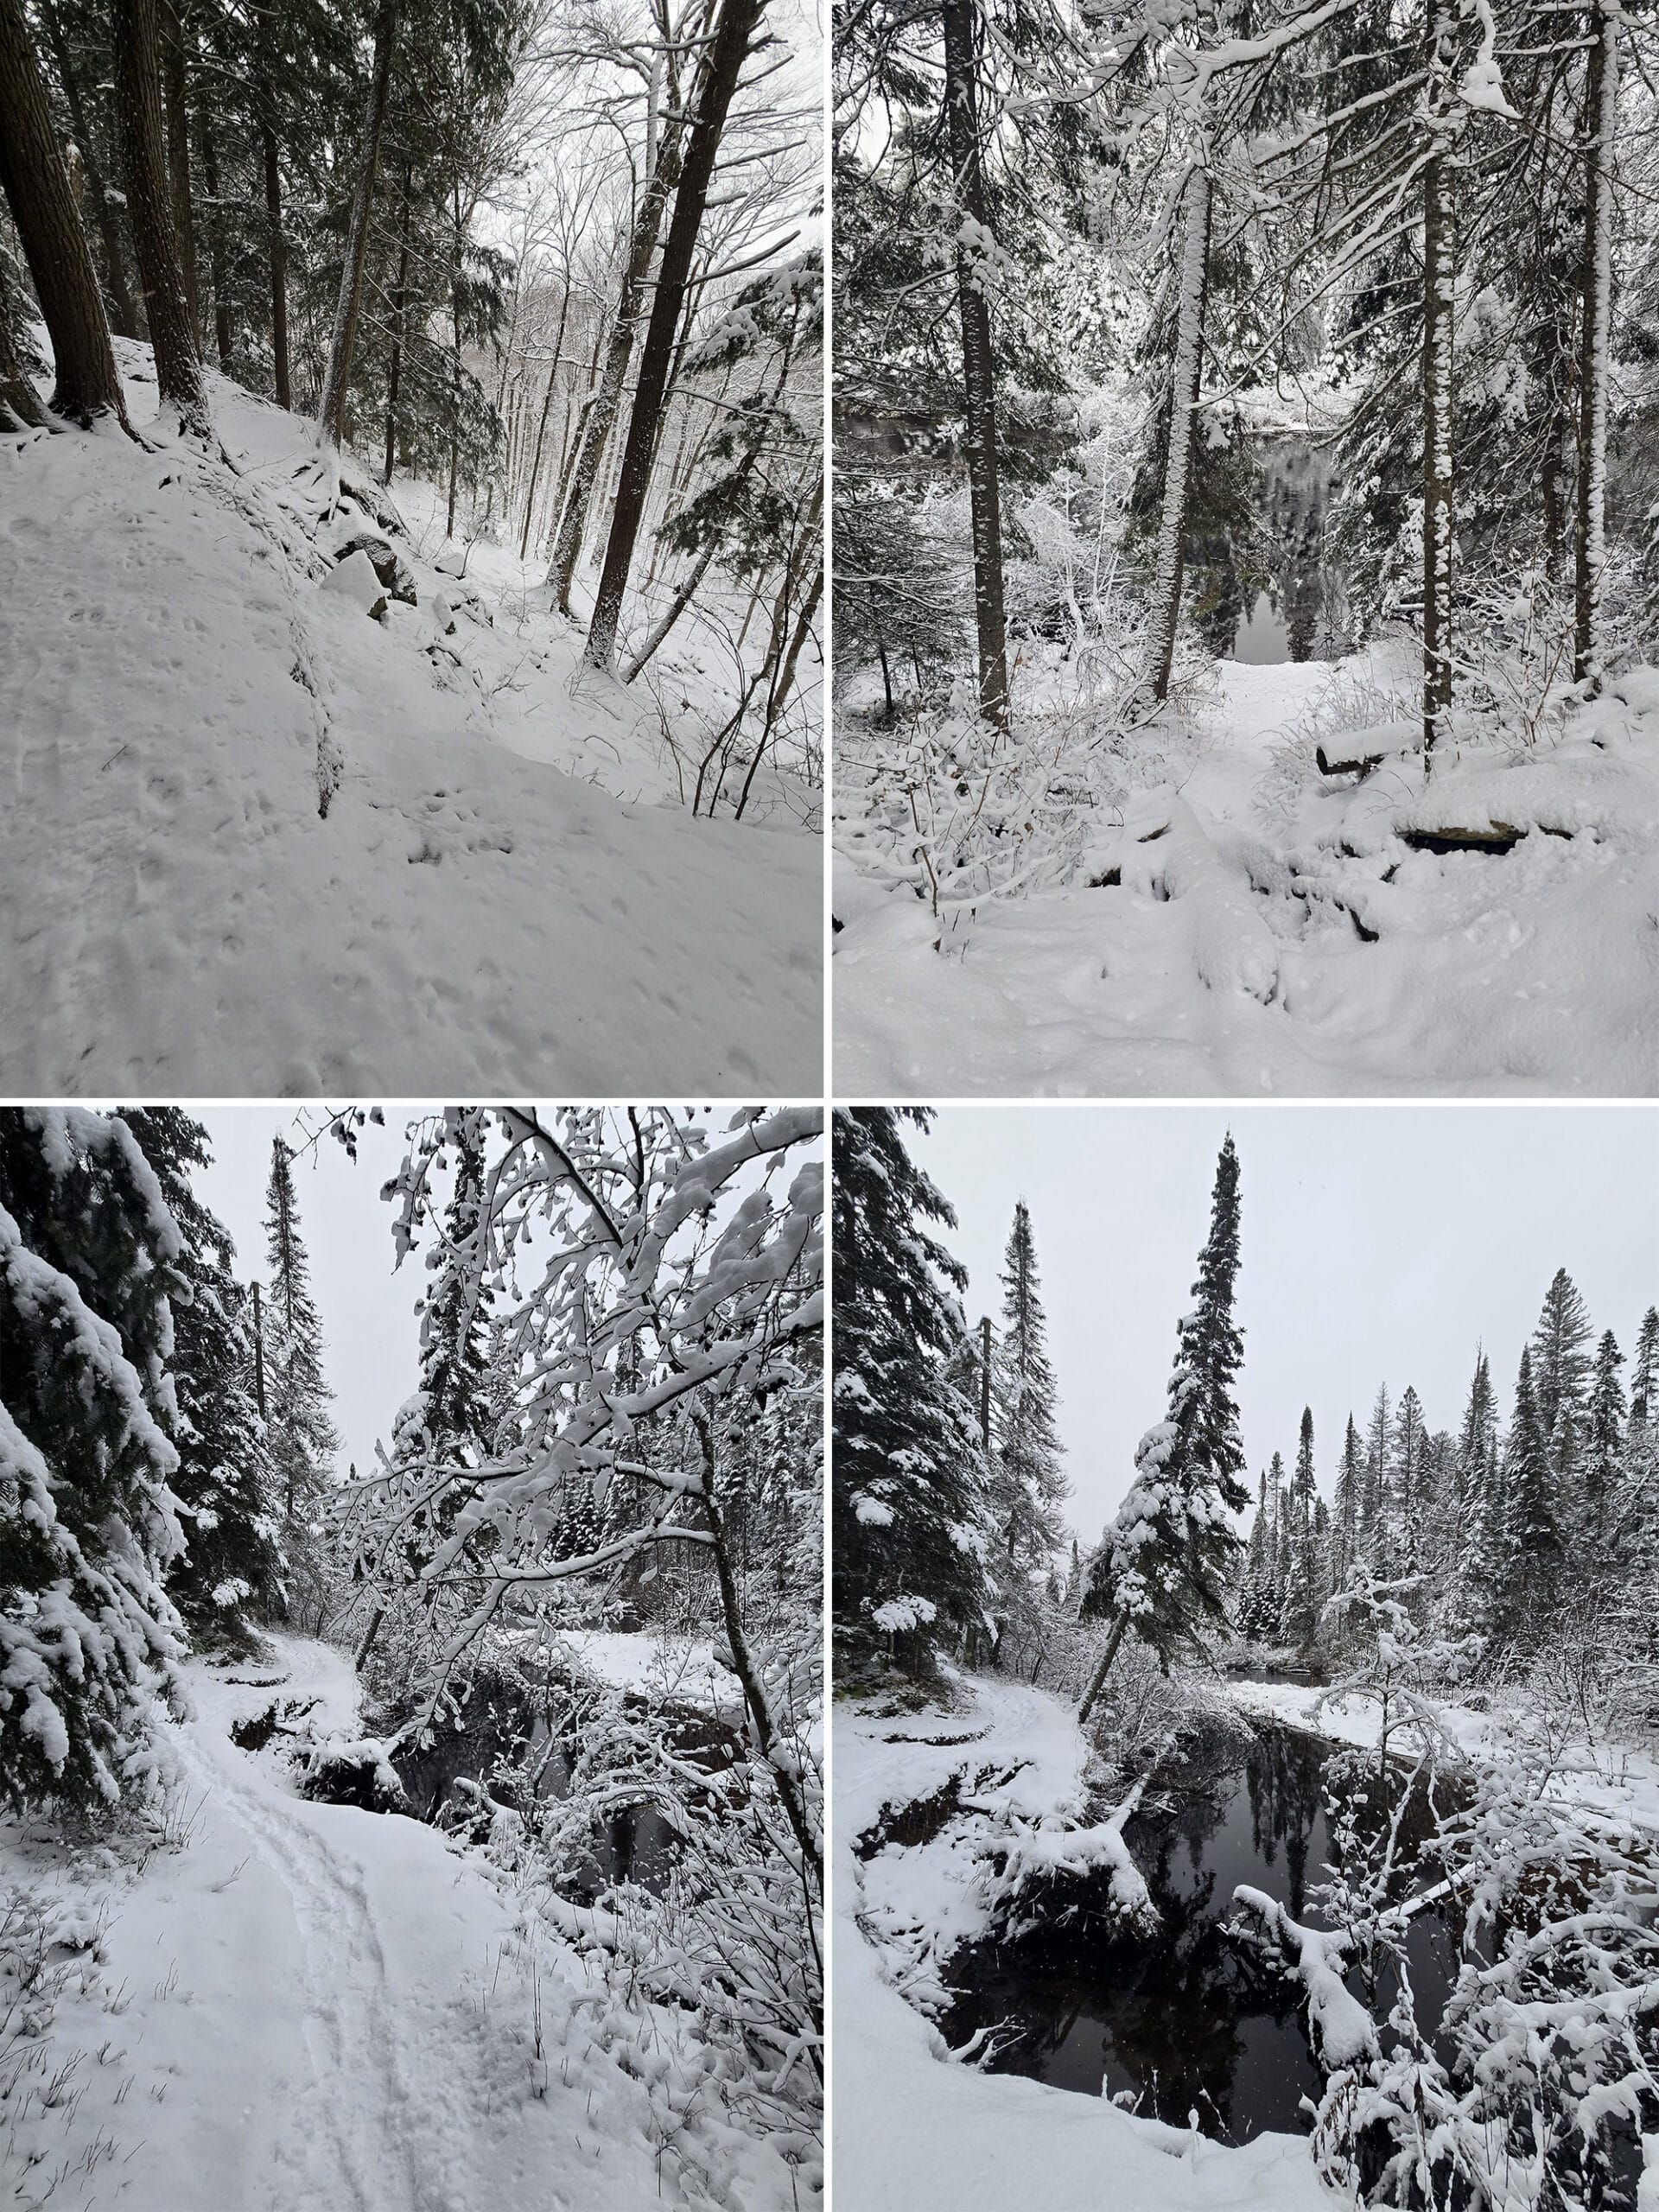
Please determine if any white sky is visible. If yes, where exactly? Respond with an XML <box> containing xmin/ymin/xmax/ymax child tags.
<box><xmin>196</xmin><ymin>1109</ymin><xmax>430</xmax><ymax>1484</ymax></box>
<box><xmin>907</xmin><ymin>1105</ymin><xmax>1659</xmax><ymax>1544</ymax></box>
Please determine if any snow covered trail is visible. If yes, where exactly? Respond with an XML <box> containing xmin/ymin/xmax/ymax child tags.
<box><xmin>3</xmin><ymin>1637</ymin><xmax>768</xmax><ymax>2212</ymax></box>
<box><xmin>0</xmin><ymin>348</ymin><xmax>820</xmax><ymax>1093</ymax></box>
<box><xmin>836</xmin><ymin>1672</ymin><xmax>1338</xmax><ymax>2212</ymax></box>
<box><xmin>835</xmin><ymin>650</ymin><xmax>1659</xmax><ymax>1096</ymax></box>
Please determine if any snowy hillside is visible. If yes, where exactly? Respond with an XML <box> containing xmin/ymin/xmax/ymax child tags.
<box><xmin>2</xmin><ymin>1637</ymin><xmax>806</xmax><ymax>2212</ymax></box>
<box><xmin>835</xmin><ymin>646</ymin><xmax>1659</xmax><ymax>1096</ymax></box>
<box><xmin>0</xmin><ymin>346</ymin><xmax>821</xmax><ymax>1094</ymax></box>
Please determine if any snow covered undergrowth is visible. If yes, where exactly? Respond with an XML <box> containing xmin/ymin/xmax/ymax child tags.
<box><xmin>835</xmin><ymin>645</ymin><xmax>1659</xmax><ymax>1095</ymax></box>
<box><xmin>836</xmin><ymin>1670</ymin><xmax>1336</xmax><ymax>2211</ymax></box>
<box><xmin>0</xmin><ymin>346</ymin><xmax>820</xmax><ymax>1093</ymax></box>
<box><xmin>2</xmin><ymin>1636</ymin><xmax>807</xmax><ymax>2211</ymax></box>
<box><xmin>1229</xmin><ymin>1675</ymin><xmax>1659</xmax><ymax>1840</ymax></box>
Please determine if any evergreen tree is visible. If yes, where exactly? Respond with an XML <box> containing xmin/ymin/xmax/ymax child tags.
<box><xmin>0</xmin><ymin>1108</ymin><xmax>186</xmax><ymax>1808</ymax></box>
<box><xmin>1333</xmin><ymin>1413</ymin><xmax>1363</xmax><ymax>1592</ymax></box>
<box><xmin>1504</xmin><ymin>1344</ymin><xmax>1560</xmax><ymax>1629</ymax></box>
<box><xmin>1080</xmin><ymin>1134</ymin><xmax>1249</xmax><ymax>1714</ymax></box>
<box><xmin>1530</xmin><ymin>1268</ymin><xmax>1595</xmax><ymax>1475</ymax></box>
<box><xmin>1586</xmin><ymin>1330</ymin><xmax>1626</xmax><ymax>1537</ymax></box>
<box><xmin>1629</xmin><ymin>1308</ymin><xmax>1658</xmax><ymax>1433</ymax></box>
<box><xmin>987</xmin><ymin>1198</ymin><xmax>1068</xmax><ymax>1624</ymax></box>
<box><xmin>1391</xmin><ymin>1386</ymin><xmax>1427</xmax><ymax>1573</ymax></box>
<box><xmin>1363</xmin><ymin>1382</ymin><xmax>1390</xmax><ymax>1569</ymax></box>
<box><xmin>120</xmin><ymin>1109</ymin><xmax>285</xmax><ymax>1646</ymax></box>
<box><xmin>259</xmin><ymin>1136</ymin><xmax>339</xmax><ymax>1606</ymax></box>
<box><xmin>831</xmin><ymin>1109</ymin><xmax>988</xmax><ymax>1678</ymax></box>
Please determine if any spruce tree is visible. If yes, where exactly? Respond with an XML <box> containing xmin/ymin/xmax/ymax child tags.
<box><xmin>1504</xmin><ymin>1344</ymin><xmax>1560</xmax><ymax>1629</ymax></box>
<box><xmin>1080</xmin><ymin>1134</ymin><xmax>1249</xmax><ymax>1714</ymax></box>
<box><xmin>120</xmin><ymin>1109</ymin><xmax>285</xmax><ymax>1646</ymax></box>
<box><xmin>1391</xmin><ymin>1386</ymin><xmax>1427</xmax><ymax>1573</ymax></box>
<box><xmin>987</xmin><ymin>1199</ymin><xmax>1068</xmax><ymax>1644</ymax></box>
<box><xmin>832</xmin><ymin>1109</ymin><xmax>988</xmax><ymax>1679</ymax></box>
<box><xmin>260</xmin><ymin>1136</ymin><xmax>339</xmax><ymax>1603</ymax></box>
<box><xmin>1586</xmin><ymin>1330</ymin><xmax>1625</xmax><ymax>1539</ymax></box>
<box><xmin>1629</xmin><ymin>1308</ymin><xmax>1658</xmax><ymax>1433</ymax></box>
<box><xmin>1530</xmin><ymin>1268</ymin><xmax>1595</xmax><ymax>1475</ymax></box>
<box><xmin>1333</xmin><ymin>1413</ymin><xmax>1363</xmax><ymax>1593</ymax></box>
<box><xmin>0</xmin><ymin>1109</ymin><xmax>186</xmax><ymax>1808</ymax></box>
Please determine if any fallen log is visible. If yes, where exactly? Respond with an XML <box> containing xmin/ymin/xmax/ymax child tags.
<box><xmin>1398</xmin><ymin>822</ymin><xmax>1524</xmax><ymax>855</ymax></box>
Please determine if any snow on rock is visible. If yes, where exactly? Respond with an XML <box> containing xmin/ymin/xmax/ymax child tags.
<box><xmin>321</xmin><ymin>546</ymin><xmax>390</xmax><ymax>620</ymax></box>
<box><xmin>0</xmin><ymin>343</ymin><xmax>820</xmax><ymax>1093</ymax></box>
<box><xmin>837</xmin><ymin>1671</ymin><xmax>1340</xmax><ymax>2211</ymax></box>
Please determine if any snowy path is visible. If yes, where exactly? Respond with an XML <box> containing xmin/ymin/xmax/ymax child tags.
<box><xmin>3</xmin><ymin>1638</ymin><xmax>748</xmax><ymax>2212</ymax></box>
<box><xmin>835</xmin><ymin>1672</ymin><xmax>1337</xmax><ymax>2212</ymax></box>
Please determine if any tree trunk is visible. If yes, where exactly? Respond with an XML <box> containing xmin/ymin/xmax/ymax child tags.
<box><xmin>111</xmin><ymin>0</ymin><xmax>210</xmax><ymax>435</ymax></box>
<box><xmin>200</xmin><ymin>105</ymin><xmax>232</xmax><ymax>371</ymax></box>
<box><xmin>1421</xmin><ymin>55</ymin><xmax>1455</xmax><ymax>770</ymax></box>
<box><xmin>979</xmin><ymin>1314</ymin><xmax>993</xmax><ymax>1450</ymax></box>
<box><xmin>37</xmin><ymin>0</ymin><xmax>140</xmax><ymax>339</ymax></box>
<box><xmin>251</xmin><ymin>1281</ymin><xmax>268</xmax><ymax>1421</ymax></box>
<box><xmin>0</xmin><ymin>0</ymin><xmax>130</xmax><ymax>425</ymax></box>
<box><xmin>1574</xmin><ymin>0</ymin><xmax>1618</xmax><ymax>691</ymax></box>
<box><xmin>383</xmin><ymin>155</ymin><xmax>411</xmax><ymax>486</ymax></box>
<box><xmin>942</xmin><ymin>0</ymin><xmax>1010</xmax><ymax>727</ymax></box>
<box><xmin>547</xmin><ymin>96</ymin><xmax>688</xmax><ymax>612</ymax></box>
<box><xmin>1077</xmin><ymin>1609</ymin><xmax>1128</xmax><ymax>1726</ymax></box>
<box><xmin>446</xmin><ymin>181</ymin><xmax>462</xmax><ymax>536</ymax></box>
<box><xmin>0</xmin><ymin>245</ymin><xmax>50</xmax><ymax>427</ymax></box>
<box><xmin>1147</xmin><ymin>162</ymin><xmax>1211</xmax><ymax>706</ymax></box>
<box><xmin>317</xmin><ymin>0</ymin><xmax>398</xmax><ymax>450</ymax></box>
<box><xmin>734</xmin><ymin>547</ymin><xmax>822</xmax><ymax>819</ymax></box>
<box><xmin>157</xmin><ymin>0</ymin><xmax>198</xmax><ymax>343</ymax></box>
<box><xmin>582</xmin><ymin>0</ymin><xmax>764</xmax><ymax>672</ymax></box>
<box><xmin>260</xmin><ymin>117</ymin><xmax>289</xmax><ymax>408</ymax></box>
<box><xmin>517</xmin><ymin>289</ymin><xmax>568</xmax><ymax>560</ymax></box>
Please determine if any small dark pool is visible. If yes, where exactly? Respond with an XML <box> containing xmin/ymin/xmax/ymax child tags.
<box><xmin>938</xmin><ymin>1720</ymin><xmax>1454</xmax><ymax>2145</ymax></box>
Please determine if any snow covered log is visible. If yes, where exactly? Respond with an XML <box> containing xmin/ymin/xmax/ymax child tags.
<box><xmin>1230</xmin><ymin>1886</ymin><xmax>1378</xmax><ymax>2069</ymax></box>
<box><xmin>976</xmin><ymin>1786</ymin><xmax>1157</xmax><ymax>1934</ymax></box>
<box><xmin>320</xmin><ymin>547</ymin><xmax>389</xmax><ymax>620</ymax></box>
<box><xmin>1315</xmin><ymin>720</ymin><xmax>1419</xmax><ymax>778</ymax></box>
<box><xmin>295</xmin><ymin>1735</ymin><xmax>408</xmax><ymax>1812</ymax></box>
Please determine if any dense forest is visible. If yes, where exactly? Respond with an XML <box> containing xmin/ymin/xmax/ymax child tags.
<box><xmin>0</xmin><ymin>0</ymin><xmax>823</xmax><ymax>1094</ymax></box>
<box><xmin>831</xmin><ymin>0</ymin><xmax>1659</xmax><ymax>1096</ymax></box>
<box><xmin>2</xmin><ymin>1104</ymin><xmax>823</xmax><ymax>2209</ymax></box>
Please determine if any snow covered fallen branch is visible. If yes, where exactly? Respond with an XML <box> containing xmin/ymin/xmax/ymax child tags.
<box><xmin>1229</xmin><ymin>1885</ymin><xmax>1379</xmax><ymax>2068</ymax></box>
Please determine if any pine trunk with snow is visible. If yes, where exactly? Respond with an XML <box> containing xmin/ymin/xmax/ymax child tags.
<box><xmin>1146</xmin><ymin>161</ymin><xmax>1211</xmax><ymax>709</ymax></box>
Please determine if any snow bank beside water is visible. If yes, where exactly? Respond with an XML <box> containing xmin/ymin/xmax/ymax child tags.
<box><xmin>836</xmin><ymin>1671</ymin><xmax>1338</xmax><ymax>2211</ymax></box>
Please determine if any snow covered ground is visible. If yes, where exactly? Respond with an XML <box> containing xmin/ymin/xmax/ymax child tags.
<box><xmin>2</xmin><ymin>1636</ymin><xmax>807</xmax><ymax>2211</ymax></box>
<box><xmin>834</xmin><ymin>646</ymin><xmax>1659</xmax><ymax>1095</ymax></box>
<box><xmin>0</xmin><ymin>346</ymin><xmax>821</xmax><ymax>1093</ymax></box>
<box><xmin>834</xmin><ymin>1671</ymin><xmax>1336</xmax><ymax>2212</ymax></box>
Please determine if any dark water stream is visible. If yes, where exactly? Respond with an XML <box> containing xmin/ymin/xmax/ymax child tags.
<box><xmin>1198</xmin><ymin>435</ymin><xmax>1345</xmax><ymax>669</ymax></box>
<box><xmin>938</xmin><ymin>1720</ymin><xmax>1454</xmax><ymax>2145</ymax></box>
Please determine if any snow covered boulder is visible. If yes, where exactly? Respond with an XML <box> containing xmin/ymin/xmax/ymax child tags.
<box><xmin>334</xmin><ymin>531</ymin><xmax>418</xmax><ymax>607</ymax></box>
<box><xmin>294</xmin><ymin>1735</ymin><xmax>409</xmax><ymax>1813</ymax></box>
<box><xmin>321</xmin><ymin>548</ymin><xmax>390</xmax><ymax>621</ymax></box>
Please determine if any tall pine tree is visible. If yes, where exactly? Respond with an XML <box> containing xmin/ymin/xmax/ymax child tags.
<box><xmin>260</xmin><ymin>1135</ymin><xmax>339</xmax><ymax>1614</ymax></box>
<box><xmin>987</xmin><ymin>1198</ymin><xmax>1068</xmax><ymax>1651</ymax></box>
<box><xmin>1080</xmin><ymin>1134</ymin><xmax>1249</xmax><ymax>1716</ymax></box>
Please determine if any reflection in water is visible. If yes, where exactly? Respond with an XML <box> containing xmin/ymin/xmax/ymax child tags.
<box><xmin>938</xmin><ymin>1722</ymin><xmax>1452</xmax><ymax>2145</ymax></box>
<box><xmin>1195</xmin><ymin>436</ymin><xmax>1347</xmax><ymax>669</ymax></box>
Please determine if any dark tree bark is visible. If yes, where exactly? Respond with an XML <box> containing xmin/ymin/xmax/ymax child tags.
<box><xmin>1076</xmin><ymin>1610</ymin><xmax>1128</xmax><ymax>1726</ymax></box>
<box><xmin>383</xmin><ymin>155</ymin><xmax>412</xmax><ymax>485</ymax></box>
<box><xmin>158</xmin><ymin>0</ymin><xmax>198</xmax><ymax>342</ymax></box>
<box><xmin>0</xmin><ymin>245</ymin><xmax>51</xmax><ymax>428</ymax></box>
<box><xmin>942</xmin><ymin>0</ymin><xmax>1010</xmax><ymax>728</ymax></box>
<box><xmin>1146</xmin><ymin>162</ymin><xmax>1211</xmax><ymax>707</ymax></box>
<box><xmin>1421</xmin><ymin>42</ymin><xmax>1455</xmax><ymax>771</ymax></box>
<box><xmin>317</xmin><ymin>0</ymin><xmax>399</xmax><ymax>450</ymax></box>
<box><xmin>111</xmin><ymin>0</ymin><xmax>210</xmax><ymax>435</ymax></box>
<box><xmin>37</xmin><ymin>0</ymin><xmax>140</xmax><ymax>339</ymax></box>
<box><xmin>446</xmin><ymin>177</ymin><xmax>463</xmax><ymax>534</ymax></box>
<box><xmin>1574</xmin><ymin>0</ymin><xmax>1618</xmax><ymax>691</ymax></box>
<box><xmin>518</xmin><ymin>284</ymin><xmax>569</xmax><ymax>558</ymax></box>
<box><xmin>200</xmin><ymin>105</ymin><xmax>232</xmax><ymax>371</ymax></box>
<box><xmin>548</xmin><ymin>92</ymin><xmax>688</xmax><ymax>612</ymax></box>
<box><xmin>0</xmin><ymin>0</ymin><xmax>130</xmax><ymax>425</ymax></box>
<box><xmin>583</xmin><ymin>0</ymin><xmax>765</xmax><ymax>672</ymax></box>
<box><xmin>260</xmin><ymin>118</ymin><xmax>289</xmax><ymax>409</ymax></box>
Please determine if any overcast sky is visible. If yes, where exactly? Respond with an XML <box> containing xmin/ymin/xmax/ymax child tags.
<box><xmin>906</xmin><ymin>1106</ymin><xmax>1659</xmax><ymax>1542</ymax></box>
<box><xmin>196</xmin><ymin>1109</ymin><xmax>429</xmax><ymax>1484</ymax></box>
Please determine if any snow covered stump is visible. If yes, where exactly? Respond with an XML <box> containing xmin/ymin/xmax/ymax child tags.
<box><xmin>974</xmin><ymin>1784</ymin><xmax>1158</xmax><ymax>1942</ymax></box>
